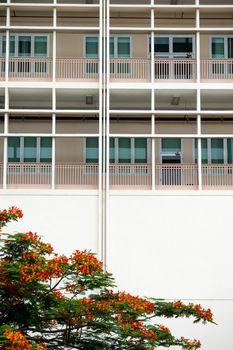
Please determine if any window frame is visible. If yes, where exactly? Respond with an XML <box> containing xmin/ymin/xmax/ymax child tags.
<box><xmin>160</xmin><ymin>138</ymin><xmax>183</xmax><ymax>163</ymax></box>
<box><xmin>210</xmin><ymin>36</ymin><xmax>233</xmax><ymax>59</ymax></box>
<box><xmin>148</xmin><ymin>34</ymin><xmax>195</xmax><ymax>59</ymax></box>
<box><xmin>0</xmin><ymin>34</ymin><xmax>49</xmax><ymax>57</ymax></box>
<box><xmin>109</xmin><ymin>35</ymin><xmax>132</xmax><ymax>58</ymax></box>
<box><xmin>8</xmin><ymin>136</ymin><xmax>52</xmax><ymax>163</ymax></box>
<box><xmin>193</xmin><ymin>138</ymin><xmax>229</xmax><ymax>164</ymax></box>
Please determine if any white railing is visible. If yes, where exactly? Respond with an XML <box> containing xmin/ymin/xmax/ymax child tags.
<box><xmin>7</xmin><ymin>163</ymin><xmax>52</xmax><ymax>186</ymax></box>
<box><xmin>201</xmin><ymin>59</ymin><xmax>233</xmax><ymax>80</ymax></box>
<box><xmin>110</xmin><ymin>58</ymin><xmax>151</xmax><ymax>81</ymax></box>
<box><xmin>202</xmin><ymin>165</ymin><xmax>233</xmax><ymax>188</ymax></box>
<box><xmin>109</xmin><ymin>164</ymin><xmax>152</xmax><ymax>188</ymax></box>
<box><xmin>55</xmin><ymin>164</ymin><xmax>98</xmax><ymax>187</ymax></box>
<box><xmin>155</xmin><ymin>59</ymin><xmax>196</xmax><ymax>80</ymax></box>
<box><xmin>8</xmin><ymin>57</ymin><xmax>52</xmax><ymax>80</ymax></box>
<box><xmin>155</xmin><ymin>164</ymin><xmax>198</xmax><ymax>188</ymax></box>
<box><xmin>0</xmin><ymin>57</ymin><xmax>5</xmax><ymax>80</ymax></box>
<box><xmin>3</xmin><ymin>163</ymin><xmax>233</xmax><ymax>189</ymax></box>
<box><xmin>56</xmin><ymin>58</ymin><xmax>99</xmax><ymax>80</ymax></box>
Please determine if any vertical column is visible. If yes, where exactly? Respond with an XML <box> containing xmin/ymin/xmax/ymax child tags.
<box><xmin>150</xmin><ymin>2</ymin><xmax>154</xmax><ymax>84</ymax></box>
<box><xmin>3</xmin><ymin>111</ymin><xmax>9</xmax><ymax>190</ymax></box>
<box><xmin>197</xmin><ymin>89</ymin><xmax>202</xmax><ymax>190</ymax></box>
<box><xmin>52</xmin><ymin>6</ymin><xmax>57</xmax><ymax>83</ymax></box>
<box><xmin>51</xmin><ymin>113</ymin><xmax>56</xmax><ymax>190</ymax></box>
<box><xmin>5</xmin><ymin>6</ymin><xmax>10</xmax><ymax>83</ymax></box>
<box><xmin>98</xmin><ymin>0</ymin><xmax>103</xmax><ymax>261</ymax></box>
<box><xmin>151</xmin><ymin>114</ymin><xmax>155</xmax><ymax>191</ymax></box>
<box><xmin>103</xmin><ymin>0</ymin><xmax>110</xmax><ymax>269</ymax></box>
<box><xmin>196</xmin><ymin>6</ymin><xmax>200</xmax><ymax>84</ymax></box>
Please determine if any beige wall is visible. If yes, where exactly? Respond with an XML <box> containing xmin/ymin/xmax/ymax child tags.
<box><xmin>9</xmin><ymin>120</ymin><xmax>52</xmax><ymax>133</ymax></box>
<box><xmin>57</xmin><ymin>34</ymin><xmax>84</xmax><ymax>58</ymax></box>
<box><xmin>56</xmin><ymin>138</ymin><xmax>84</xmax><ymax>163</ymax></box>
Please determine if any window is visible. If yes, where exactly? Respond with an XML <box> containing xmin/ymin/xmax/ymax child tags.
<box><xmin>85</xmin><ymin>137</ymin><xmax>148</xmax><ymax>164</ymax></box>
<box><xmin>194</xmin><ymin>139</ymin><xmax>208</xmax><ymax>164</ymax></box>
<box><xmin>150</xmin><ymin>36</ymin><xmax>194</xmax><ymax>58</ymax></box>
<box><xmin>194</xmin><ymin>138</ymin><xmax>226</xmax><ymax>164</ymax></box>
<box><xmin>8</xmin><ymin>137</ymin><xmax>52</xmax><ymax>163</ymax></box>
<box><xmin>161</xmin><ymin>138</ymin><xmax>181</xmax><ymax>153</ymax></box>
<box><xmin>85</xmin><ymin>138</ymin><xmax>99</xmax><ymax>163</ymax></box>
<box><xmin>110</xmin><ymin>37</ymin><xmax>131</xmax><ymax>58</ymax></box>
<box><xmin>1</xmin><ymin>35</ymin><xmax>48</xmax><ymax>57</ymax></box>
<box><xmin>85</xmin><ymin>37</ymin><xmax>99</xmax><ymax>58</ymax></box>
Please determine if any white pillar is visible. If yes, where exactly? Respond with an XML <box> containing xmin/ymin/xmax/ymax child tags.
<box><xmin>51</xmin><ymin>113</ymin><xmax>56</xmax><ymax>190</ymax></box>
<box><xmin>151</xmin><ymin>8</ymin><xmax>154</xmax><ymax>84</ymax></box>
<box><xmin>52</xmin><ymin>7</ymin><xmax>57</xmax><ymax>83</ymax></box>
<box><xmin>98</xmin><ymin>0</ymin><xmax>103</xmax><ymax>262</ymax></box>
<box><xmin>196</xmin><ymin>8</ymin><xmax>200</xmax><ymax>84</ymax></box>
<box><xmin>3</xmin><ymin>113</ymin><xmax>8</xmax><ymax>190</ymax></box>
<box><xmin>197</xmin><ymin>115</ymin><xmax>202</xmax><ymax>190</ymax></box>
<box><xmin>151</xmin><ymin>114</ymin><xmax>155</xmax><ymax>190</ymax></box>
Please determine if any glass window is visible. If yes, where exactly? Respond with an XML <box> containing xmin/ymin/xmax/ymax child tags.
<box><xmin>227</xmin><ymin>38</ymin><xmax>233</xmax><ymax>59</ymax></box>
<box><xmin>24</xmin><ymin>137</ymin><xmax>37</xmax><ymax>162</ymax></box>
<box><xmin>86</xmin><ymin>137</ymin><xmax>98</xmax><ymax>163</ymax></box>
<box><xmin>110</xmin><ymin>138</ymin><xmax>115</xmax><ymax>163</ymax></box>
<box><xmin>110</xmin><ymin>37</ymin><xmax>115</xmax><ymax>58</ymax></box>
<box><xmin>118</xmin><ymin>138</ymin><xmax>131</xmax><ymax>163</ymax></box>
<box><xmin>162</xmin><ymin>138</ymin><xmax>181</xmax><ymax>153</ymax></box>
<box><xmin>227</xmin><ymin>139</ymin><xmax>233</xmax><ymax>163</ymax></box>
<box><xmin>34</xmin><ymin>36</ymin><xmax>47</xmax><ymax>57</ymax></box>
<box><xmin>8</xmin><ymin>137</ymin><xmax>20</xmax><ymax>162</ymax></box>
<box><xmin>154</xmin><ymin>37</ymin><xmax>169</xmax><ymax>53</ymax></box>
<box><xmin>173</xmin><ymin>37</ymin><xmax>192</xmax><ymax>54</ymax></box>
<box><xmin>2</xmin><ymin>35</ymin><xmax>15</xmax><ymax>56</ymax></box>
<box><xmin>117</xmin><ymin>37</ymin><xmax>130</xmax><ymax>58</ymax></box>
<box><xmin>40</xmin><ymin>138</ymin><xmax>52</xmax><ymax>163</ymax></box>
<box><xmin>194</xmin><ymin>139</ymin><xmax>208</xmax><ymax>164</ymax></box>
<box><xmin>135</xmin><ymin>138</ymin><xmax>147</xmax><ymax>163</ymax></box>
<box><xmin>211</xmin><ymin>139</ymin><xmax>224</xmax><ymax>164</ymax></box>
<box><xmin>85</xmin><ymin>37</ymin><xmax>98</xmax><ymax>58</ymax></box>
<box><xmin>18</xmin><ymin>36</ymin><xmax>31</xmax><ymax>56</ymax></box>
<box><xmin>212</xmin><ymin>38</ymin><xmax>225</xmax><ymax>58</ymax></box>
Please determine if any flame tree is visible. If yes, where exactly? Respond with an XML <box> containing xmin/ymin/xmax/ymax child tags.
<box><xmin>0</xmin><ymin>207</ymin><xmax>214</xmax><ymax>350</ymax></box>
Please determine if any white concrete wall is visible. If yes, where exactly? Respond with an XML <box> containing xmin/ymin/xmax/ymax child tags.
<box><xmin>1</xmin><ymin>191</ymin><xmax>233</xmax><ymax>349</ymax></box>
<box><xmin>108</xmin><ymin>192</ymin><xmax>233</xmax><ymax>350</ymax></box>
<box><xmin>0</xmin><ymin>190</ymin><xmax>99</xmax><ymax>255</ymax></box>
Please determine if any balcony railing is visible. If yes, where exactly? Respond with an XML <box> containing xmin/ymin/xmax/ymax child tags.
<box><xmin>154</xmin><ymin>59</ymin><xmax>196</xmax><ymax>81</ymax></box>
<box><xmin>110</xmin><ymin>164</ymin><xmax>152</xmax><ymax>188</ymax></box>
<box><xmin>56</xmin><ymin>164</ymin><xmax>98</xmax><ymax>188</ymax></box>
<box><xmin>202</xmin><ymin>164</ymin><xmax>233</xmax><ymax>188</ymax></box>
<box><xmin>2</xmin><ymin>163</ymin><xmax>233</xmax><ymax>190</ymax></box>
<box><xmin>1</xmin><ymin>57</ymin><xmax>233</xmax><ymax>82</ymax></box>
<box><xmin>56</xmin><ymin>58</ymin><xmax>99</xmax><ymax>81</ymax></box>
<box><xmin>110</xmin><ymin>58</ymin><xmax>151</xmax><ymax>81</ymax></box>
<box><xmin>201</xmin><ymin>59</ymin><xmax>233</xmax><ymax>80</ymax></box>
<box><xmin>8</xmin><ymin>57</ymin><xmax>52</xmax><ymax>80</ymax></box>
<box><xmin>5</xmin><ymin>163</ymin><xmax>99</xmax><ymax>188</ymax></box>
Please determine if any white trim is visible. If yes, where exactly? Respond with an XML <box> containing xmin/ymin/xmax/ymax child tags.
<box><xmin>209</xmin><ymin>35</ymin><xmax>233</xmax><ymax>59</ymax></box>
<box><xmin>109</xmin><ymin>35</ymin><xmax>132</xmax><ymax>58</ymax></box>
<box><xmin>0</xmin><ymin>33</ymin><xmax>50</xmax><ymax>57</ymax></box>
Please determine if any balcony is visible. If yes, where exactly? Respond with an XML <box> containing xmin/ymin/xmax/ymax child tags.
<box><xmin>0</xmin><ymin>57</ymin><xmax>99</xmax><ymax>82</ymax></box>
<box><xmin>1</xmin><ymin>163</ymin><xmax>233</xmax><ymax>190</ymax></box>
<box><xmin>110</xmin><ymin>58</ymin><xmax>233</xmax><ymax>82</ymax></box>
<box><xmin>0</xmin><ymin>57</ymin><xmax>233</xmax><ymax>82</ymax></box>
<box><xmin>1</xmin><ymin>57</ymin><xmax>232</xmax><ymax>82</ymax></box>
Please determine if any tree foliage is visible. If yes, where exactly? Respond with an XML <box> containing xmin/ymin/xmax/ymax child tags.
<box><xmin>0</xmin><ymin>207</ymin><xmax>214</xmax><ymax>350</ymax></box>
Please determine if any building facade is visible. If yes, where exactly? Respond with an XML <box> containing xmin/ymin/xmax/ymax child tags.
<box><xmin>1</xmin><ymin>0</ymin><xmax>233</xmax><ymax>349</ymax></box>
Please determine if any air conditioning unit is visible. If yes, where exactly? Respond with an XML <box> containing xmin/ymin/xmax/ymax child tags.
<box><xmin>170</xmin><ymin>0</ymin><xmax>178</xmax><ymax>4</ymax></box>
<box><xmin>86</xmin><ymin>0</ymin><xmax>93</xmax><ymax>4</ymax></box>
